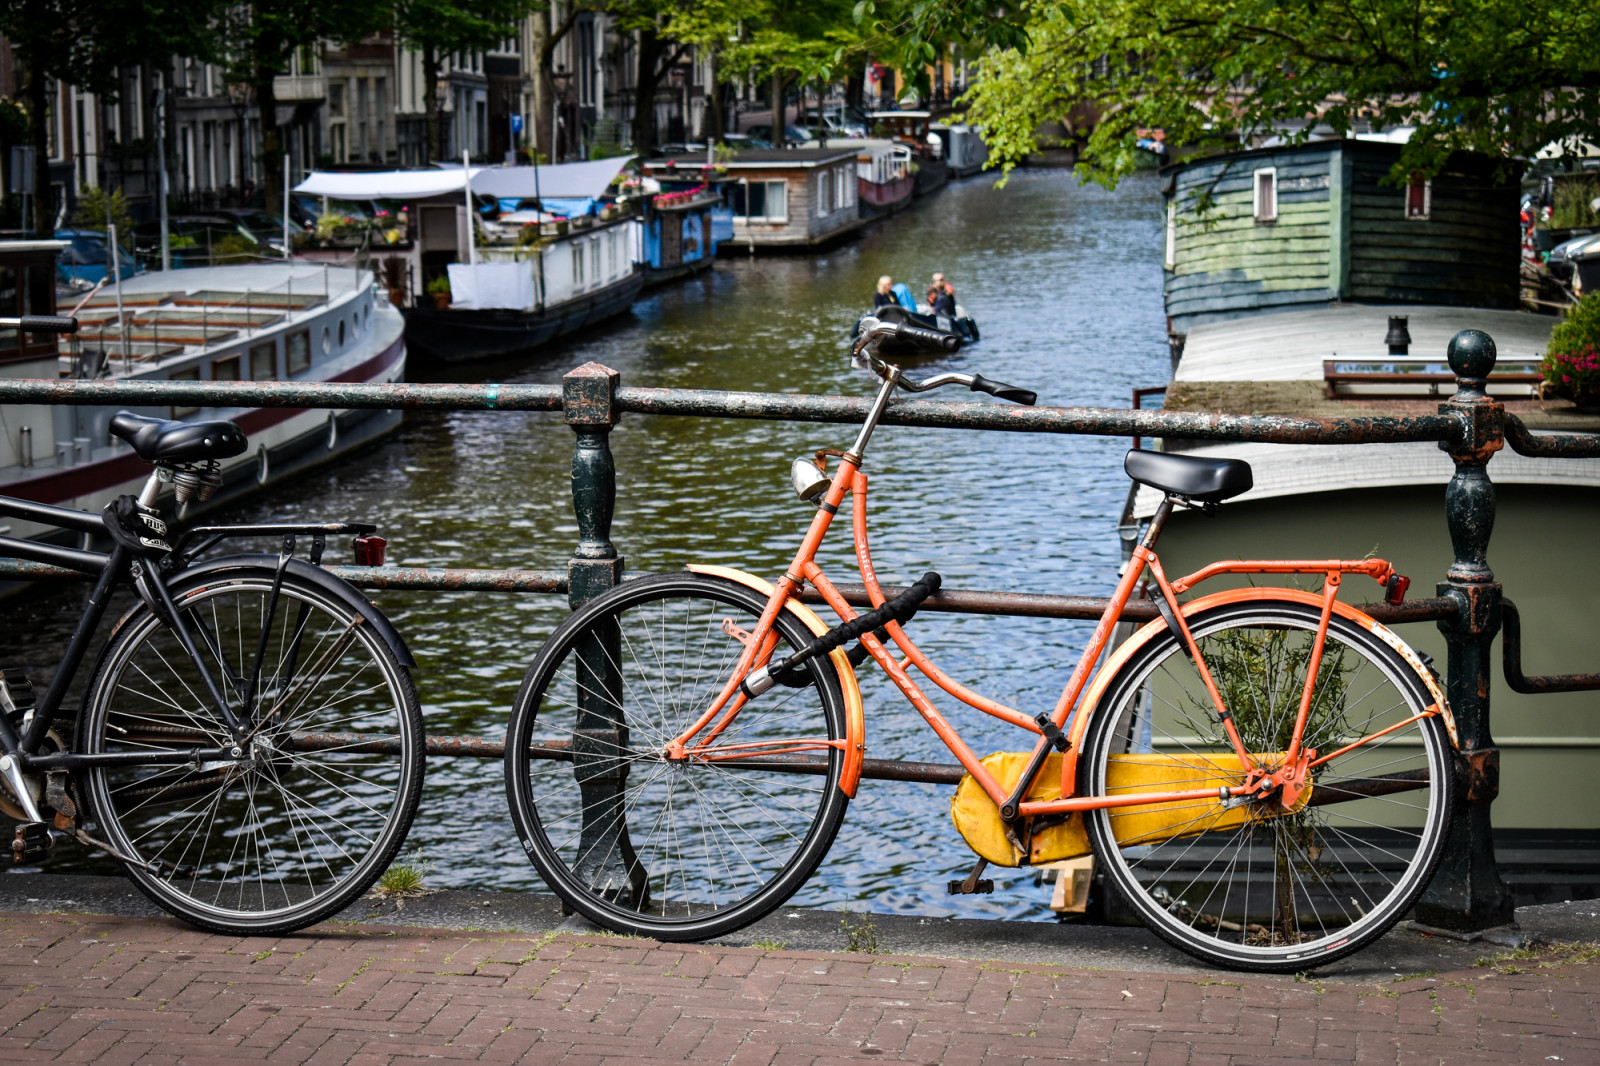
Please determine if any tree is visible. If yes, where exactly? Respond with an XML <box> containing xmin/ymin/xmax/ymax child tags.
<box><xmin>217</xmin><ymin>0</ymin><xmax>386</xmax><ymax>218</ymax></box>
<box><xmin>872</xmin><ymin>0</ymin><xmax>1600</xmax><ymax>184</ymax></box>
<box><xmin>393</xmin><ymin>0</ymin><xmax>540</xmax><ymax>165</ymax></box>
<box><xmin>716</xmin><ymin>0</ymin><xmax>863</xmax><ymax>148</ymax></box>
<box><xmin>0</xmin><ymin>0</ymin><xmax>215</xmax><ymax>236</ymax></box>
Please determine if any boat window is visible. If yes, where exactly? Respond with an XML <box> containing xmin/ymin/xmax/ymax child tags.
<box><xmin>1252</xmin><ymin>168</ymin><xmax>1277</xmax><ymax>223</ymax></box>
<box><xmin>338</xmin><ymin>319</ymin><xmax>346</xmax><ymax>348</ymax></box>
<box><xmin>288</xmin><ymin>329</ymin><xmax>313</xmax><ymax>374</ymax></box>
<box><xmin>363</xmin><ymin>302</ymin><xmax>370</xmax><ymax>326</ymax></box>
<box><xmin>170</xmin><ymin>366</ymin><xmax>201</xmax><ymax>419</ymax></box>
<box><xmin>1405</xmin><ymin>174</ymin><xmax>1431</xmax><ymax>220</ymax></box>
<box><xmin>213</xmin><ymin>355</ymin><xmax>241</xmax><ymax>381</ymax></box>
<box><xmin>573</xmin><ymin>242</ymin><xmax>585</xmax><ymax>287</ymax></box>
<box><xmin>818</xmin><ymin>170</ymin><xmax>834</xmax><ymax>215</ymax></box>
<box><xmin>320</xmin><ymin>326</ymin><xmax>331</xmax><ymax>357</ymax></box>
<box><xmin>729</xmin><ymin>180</ymin><xmax>788</xmax><ymax>224</ymax></box>
<box><xmin>250</xmin><ymin>342</ymin><xmax>277</xmax><ymax>380</ymax></box>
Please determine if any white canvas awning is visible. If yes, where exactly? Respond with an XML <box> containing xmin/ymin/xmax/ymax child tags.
<box><xmin>294</xmin><ymin>158</ymin><xmax>633</xmax><ymax>202</ymax></box>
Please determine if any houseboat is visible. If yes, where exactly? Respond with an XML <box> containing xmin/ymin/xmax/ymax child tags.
<box><xmin>1134</xmin><ymin>137</ymin><xmax>1600</xmax><ymax>899</ymax></box>
<box><xmin>838</xmin><ymin>139</ymin><xmax>915</xmax><ymax>218</ymax></box>
<box><xmin>294</xmin><ymin>160</ymin><xmax>643</xmax><ymax>363</ymax></box>
<box><xmin>0</xmin><ymin>242</ymin><xmax>405</xmax><ymax>539</ymax></box>
<box><xmin>626</xmin><ymin>168</ymin><xmax>731</xmax><ymax>286</ymax></box>
<box><xmin>647</xmin><ymin>149</ymin><xmax>864</xmax><ymax>253</ymax></box>
<box><xmin>868</xmin><ymin>111</ymin><xmax>949</xmax><ymax>196</ymax></box>
<box><xmin>931</xmin><ymin>122</ymin><xmax>989</xmax><ymax>179</ymax></box>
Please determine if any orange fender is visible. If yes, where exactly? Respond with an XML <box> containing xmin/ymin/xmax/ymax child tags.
<box><xmin>687</xmin><ymin>564</ymin><xmax>866</xmax><ymax>797</ymax></box>
<box><xmin>1076</xmin><ymin>587</ymin><xmax>1458</xmax><ymax>758</ymax></box>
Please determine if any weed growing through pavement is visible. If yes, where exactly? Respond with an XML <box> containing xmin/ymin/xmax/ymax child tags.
<box><xmin>751</xmin><ymin>938</ymin><xmax>790</xmax><ymax>952</ymax></box>
<box><xmin>840</xmin><ymin>908</ymin><xmax>879</xmax><ymax>954</ymax></box>
<box><xmin>1476</xmin><ymin>940</ymin><xmax>1600</xmax><ymax>973</ymax></box>
<box><xmin>370</xmin><ymin>849</ymin><xmax>434</xmax><ymax>909</ymax></box>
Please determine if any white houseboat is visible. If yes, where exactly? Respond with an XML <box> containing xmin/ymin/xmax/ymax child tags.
<box><xmin>0</xmin><ymin>243</ymin><xmax>404</xmax><ymax>537</ymax></box>
<box><xmin>645</xmin><ymin>149</ymin><xmax>864</xmax><ymax>252</ymax></box>
<box><xmin>295</xmin><ymin>160</ymin><xmax>643</xmax><ymax>363</ymax></box>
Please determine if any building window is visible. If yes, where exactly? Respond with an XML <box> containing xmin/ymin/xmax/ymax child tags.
<box><xmin>729</xmin><ymin>179</ymin><xmax>788</xmax><ymax>223</ymax></box>
<box><xmin>573</xmin><ymin>242</ymin><xmax>585</xmax><ymax>287</ymax></box>
<box><xmin>287</xmin><ymin>329</ymin><xmax>312</xmax><ymax>374</ymax></box>
<box><xmin>213</xmin><ymin>355</ymin><xmax>241</xmax><ymax>381</ymax></box>
<box><xmin>1252</xmin><ymin>168</ymin><xmax>1277</xmax><ymax>223</ymax></box>
<box><xmin>1405</xmin><ymin>174</ymin><xmax>1431</xmax><ymax>220</ymax></box>
<box><xmin>1165</xmin><ymin>199</ymin><xmax>1177</xmax><ymax>268</ymax></box>
<box><xmin>250</xmin><ymin>342</ymin><xmax>276</xmax><ymax>380</ymax></box>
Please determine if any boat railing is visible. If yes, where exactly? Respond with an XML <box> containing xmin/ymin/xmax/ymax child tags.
<box><xmin>2</xmin><ymin>330</ymin><xmax>1598</xmax><ymax>935</ymax></box>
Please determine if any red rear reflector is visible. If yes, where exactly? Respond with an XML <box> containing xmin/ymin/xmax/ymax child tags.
<box><xmin>353</xmin><ymin>534</ymin><xmax>387</xmax><ymax>567</ymax></box>
<box><xmin>1385</xmin><ymin>574</ymin><xmax>1410</xmax><ymax>605</ymax></box>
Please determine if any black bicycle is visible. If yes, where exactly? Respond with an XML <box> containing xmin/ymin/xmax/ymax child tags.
<box><xmin>0</xmin><ymin>315</ymin><xmax>424</xmax><ymax>934</ymax></box>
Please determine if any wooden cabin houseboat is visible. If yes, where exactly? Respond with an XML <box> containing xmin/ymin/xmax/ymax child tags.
<box><xmin>295</xmin><ymin>160</ymin><xmax>643</xmax><ymax>363</ymax></box>
<box><xmin>0</xmin><ymin>243</ymin><xmax>405</xmax><ymax>539</ymax></box>
<box><xmin>646</xmin><ymin>150</ymin><xmax>864</xmax><ymax>253</ymax></box>
<box><xmin>1134</xmin><ymin>139</ymin><xmax>1600</xmax><ymax>882</ymax></box>
<box><xmin>868</xmin><ymin>111</ymin><xmax>949</xmax><ymax>196</ymax></box>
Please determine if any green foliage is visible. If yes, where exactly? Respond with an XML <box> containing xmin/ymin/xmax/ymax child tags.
<box><xmin>839</xmin><ymin>907</ymin><xmax>879</xmax><ymax>954</ymax></box>
<box><xmin>1550</xmin><ymin>177</ymin><xmax>1600</xmax><ymax>229</ymax></box>
<box><xmin>213</xmin><ymin>234</ymin><xmax>264</xmax><ymax>263</ymax></box>
<box><xmin>902</xmin><ymin>0</ymin><xmax>1600</xmax><ymax>186</ymax></box>
<box><xmin>392</xmin><ymin>0</ymin><xmax>538</xmax><ymax>63</ymax></box>
<box><xmin>372</xmin><ymin>849</ymin><xmax>434</xmax><ymax>902</ymax></box>
<box><xmin>426</xmin><ymin>274</ymin><xmax>452</xmax><ymax>297</ymax></box>
<box><xmin>69</xmin><ymin>186</ymin><xmax>135</xmax><ymax>245</ymax></box>
<box><xmin>1542</xmin><ymin>294</ymin><xmax>1600</xmax><ymax>405</ymax></box>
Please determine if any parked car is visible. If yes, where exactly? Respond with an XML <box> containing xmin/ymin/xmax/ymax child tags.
<box><xmin>55</xmin><ymin>228</ymin><xmax>140</xmax><ymax>286</ymax></box>
<box><xmin>1548</xmin><ymin>232</ymin><xmax>1600</xmax><ymax>282</ymax></box>
<box><xmin>745</xmin><ymin>124</ymin><xmax>819</xmax><ymax>146</ymax></box>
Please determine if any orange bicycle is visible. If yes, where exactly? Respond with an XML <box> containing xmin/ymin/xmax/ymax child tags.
<box><xmin>504</xmin><ymin>325</ymin><xmax>1455</xmax><ymax>971</ymax></box>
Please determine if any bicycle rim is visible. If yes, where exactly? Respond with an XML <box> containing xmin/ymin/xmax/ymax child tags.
<box><xmin>1083</xmin><ymin>601</ymin><xmax>1451</xmax><ymax>971</ymax></box>
<box><xmin>81</xmin><ymin>573</ymin><xmax>424</xmax><ymax>934</ymax></box>
<box><xmin>505</xmin><ymin>573</ymin><xmax>849</xmax><ymax>940</ymax></box>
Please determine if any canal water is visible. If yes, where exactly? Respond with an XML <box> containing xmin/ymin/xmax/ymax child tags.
<box><xmin>7</xmin><ymin>169</ymin><xmax>1170</xmax><ymax>921</ymax></box>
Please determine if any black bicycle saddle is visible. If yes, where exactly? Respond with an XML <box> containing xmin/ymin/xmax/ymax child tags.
<box><xmin>110</xmin><ymin>411</ymin><xmax>248</xmax><ymax>464</ymax></box>
<box><xmin>1124</xmin><ymin>449</ymin><xmax>1253</xmax><ymax>503</ymax></box>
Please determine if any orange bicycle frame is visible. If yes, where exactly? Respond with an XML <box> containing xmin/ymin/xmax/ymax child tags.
<box><xmin>668</xmin><ymin>453</ymin><xmax>1415</xmax><ymax>817</ymax></box>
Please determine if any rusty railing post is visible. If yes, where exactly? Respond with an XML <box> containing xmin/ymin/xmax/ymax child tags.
<box><xmin>1414</xmin><ymin>329</ymin><xmax>1516</xmax><ymax>931</ymax></box>
<box><xmin>561</xmin><ymin>362</ymin><xmax>647</xmax><ymax>906</ymax></box>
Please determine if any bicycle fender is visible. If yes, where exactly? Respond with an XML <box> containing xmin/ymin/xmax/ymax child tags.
<box><xmin>1077</xmin><ymin>587</ymin><xmax>1457</xmax><ymax>754</ymax></box>
<box><xmin>687</xmin><ymin>564</ymin><xmax>866</xmax><ymax>798</ymax></box>
<box><xmin>167</xmin><ymin>554</ymin><xmax>417</xmax><ymax>669</ymax></box>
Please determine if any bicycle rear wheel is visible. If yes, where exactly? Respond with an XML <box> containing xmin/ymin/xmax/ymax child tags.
<box><xmin>79</xmin><ymin>568</ymin><xmax>425</xmax><ymax>934</ymax></box>
<box><xmin>1082</xmin><ymin>600</ymin><xmax>1452</xmax><ymax>971</ymax></box>
<box><xmin>504</xmin><ymin>572</ymin><xmax>850</xmax><ymax>940</ymax></box>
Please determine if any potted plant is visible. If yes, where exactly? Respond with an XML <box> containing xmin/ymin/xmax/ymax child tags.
<box><xmin>426</xmin><ymin>274</ymin><xmax>451</xmax><ymax>309</ymax></box>
<box><xmin>1541</xmin><ymin>292</ymin><xmax>1600</xmax><ymax>409</ymax></box>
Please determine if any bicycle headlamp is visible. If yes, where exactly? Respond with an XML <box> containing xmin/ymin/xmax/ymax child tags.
<box><xmin>789</xmin><ymin>456</ymin><xmax>831</xmax><ymax>503</ymax></box>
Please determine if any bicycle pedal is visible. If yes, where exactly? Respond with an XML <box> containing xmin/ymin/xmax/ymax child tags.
<box><xmin>947</xmin><ymin>878</ymin><xmax>994</xmax><ymax>895</ymax></box>
<box><xmin>11</xmin><ymin>821</ymin><xmax>53</xmax><ymax>863</ymax></box>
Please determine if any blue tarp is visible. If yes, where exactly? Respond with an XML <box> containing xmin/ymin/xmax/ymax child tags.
<box><xmin>496</xmin><ymin>196</ymin><xmax>597</xmax><ymax>216</ymax></box>
<box><xmin>892</xmin><ymin>282</ymin><xmax>917</xmax><ymax>310</ymax></box>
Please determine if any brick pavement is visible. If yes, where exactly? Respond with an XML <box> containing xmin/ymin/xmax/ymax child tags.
<box><xmin>0</xmin><ymin>910</ymin><xmax>1595</xmax><ymax>1064</ymax></box>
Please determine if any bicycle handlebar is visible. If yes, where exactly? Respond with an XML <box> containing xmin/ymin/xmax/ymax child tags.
<box><xmin>0</xmin><ymin>315</ymin><xmax>79</xmax><ymax>334</ymax></box>
<box><xmin>853</xmin><ymin>317</ymin><xmax>1036</xmax><ymax>406</ymax></box>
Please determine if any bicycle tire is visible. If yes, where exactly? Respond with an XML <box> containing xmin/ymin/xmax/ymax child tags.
<box><xmin>504</xmin><ymin>571</ymin><xmax>850</xmax><ymax>940</ymax></box>
<box><xmin>78</xmin><ymin>566</ymin><xmax>425</xmax><ymax>935</ymax></box>
<box><xmin>1081</xmin><ymin>599</ymin><xmax>1452</xmax><ymax>971</ymax></box>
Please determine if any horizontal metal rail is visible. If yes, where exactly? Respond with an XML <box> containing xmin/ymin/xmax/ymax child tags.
<box><xmin>0</xmin><ymin>376</ymin><xmax>1460</xmax><ymax>445</ymax></box>
<box><xmin>1504</xmin><ymin>417</ymin><xmax>1600</xmax><ymax>459</ymax></box>
<box><xmin>1501</xmin><ymin>600</ymin><xmax>1600</xmax><ymax>693</ymax></box>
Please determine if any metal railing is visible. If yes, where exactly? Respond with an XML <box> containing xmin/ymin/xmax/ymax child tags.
<box><xmin>2</xmin><ymin>327</ymin><xmax>1599</xmax><ymax>933</ymax></box>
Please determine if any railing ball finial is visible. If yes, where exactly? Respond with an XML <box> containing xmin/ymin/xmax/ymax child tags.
<box><xmin>1447</xmin><ymin>329</ymin><xmax>1497</xmax><ymax>393</ymax></box>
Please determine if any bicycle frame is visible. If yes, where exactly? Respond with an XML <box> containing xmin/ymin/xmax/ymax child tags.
<box><xmin>667</xmin><ymin>369</ymin><xmax>1432</xmax><ymax>824</ymax></box>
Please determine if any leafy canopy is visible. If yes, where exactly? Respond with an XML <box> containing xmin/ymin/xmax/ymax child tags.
<box><xmin>867</xmin><ymin>0</ymin><xmax>1600</xmax><ymax>184</ymax></box>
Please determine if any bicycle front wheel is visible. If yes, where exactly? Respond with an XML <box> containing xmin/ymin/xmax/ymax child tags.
<box><xmin>505</xmin><ymin>572</ymin><xmax>850</xmax><ymax>940</ymax></box>
<box><xmin>1082</xmin><ymin>600</ymin><xmax>1452</xmax><ymax>971</ymax></box>
<box><xmin>79</xmin><ymin>568</ymin><xmax>425</xmax><ymax>934</ymax></box>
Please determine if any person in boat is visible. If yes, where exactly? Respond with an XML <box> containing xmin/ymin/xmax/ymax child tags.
<box><xmin>928</xmin><ymin>281</ymin><xmax>956</xmax><ymax>316</ymax></box>
<box><xmin>874</xmin><ymin>276</ymin><xmax>897</xmax><ymax>308</ymax></box>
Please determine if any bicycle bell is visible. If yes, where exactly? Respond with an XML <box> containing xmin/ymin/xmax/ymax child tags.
<box><xmin>789</xmin><ymin>456</ymin><xmax>832</xmax><ymax>503</ymax></box>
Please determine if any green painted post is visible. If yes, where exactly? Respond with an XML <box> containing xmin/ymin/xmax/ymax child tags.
<box><xmin>1414</xmin><ymin>330</ymin><xmax>1516</xmax><ymax>931</ymax></box>
<box><xmin>562</xmin><ymin>361</ymin><xmax>647</xmax><ymax>908</ymax></box>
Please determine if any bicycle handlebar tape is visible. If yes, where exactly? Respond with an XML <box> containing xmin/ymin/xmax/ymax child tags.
<box><xmin>897</xmin><ymin>323</ymin><xmax>962</xmax><ymax>353</ymax></box>
<box><xmin>11</xmin><ymin>315</ymin><xmax>79</xmax><ymax>334</ymax></box>
<box><xmin>969</xmin><ymin>373</ymin><xmax>1037</xmax><ymax>406</ymax></box>
<box><xmin>745</xmin><ymin>572</ymin><xmax>944</xmax><ymax>696</ymax></box>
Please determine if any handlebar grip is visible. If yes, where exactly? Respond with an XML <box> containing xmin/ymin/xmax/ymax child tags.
<box><xmin>894</xmin><ymin>323</ymin><xmax>961</xmax><ymax>353</ymax></box>
<box><xmin>3</xmin><ymin>315</ymin><xmax>80</xmax><ymax>334</ymax></box>
<box><xmin>970</xmin><ymin>373</ymin><xmax>1037</xmax><ymax>406</ymax></box>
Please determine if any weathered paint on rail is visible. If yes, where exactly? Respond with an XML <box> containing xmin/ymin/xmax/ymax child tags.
<box><xmin>1504</xmin><ymin>415</ymin><xmax>1600</xmax><ymax>459</ymax></box>
<box><xmin>320</xmin><ymin>565</ymin><xmax>568</xmax><ymax>594</ymax></box>
<box><xmin>0</xmin><ymin>378</ymin><xmax>563</xmax><ymax>411</ymax></box>
<box><xmin>1501</xmin><ymin>600</ymin><xmax>1600</xmax><ymax>694</ymax></box>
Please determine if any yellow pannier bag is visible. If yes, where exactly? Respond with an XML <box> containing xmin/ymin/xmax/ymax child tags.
<box><xmin>949</xmin><ymin>751</ymin><xmax>1310</xmax><ymax>867</ymax></box>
